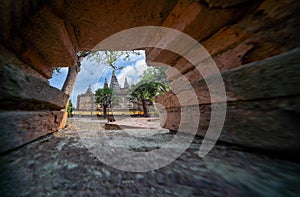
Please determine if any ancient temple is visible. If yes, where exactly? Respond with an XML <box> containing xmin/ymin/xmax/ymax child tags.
<box><xmin>108</xmin><ymin>71</ymin><xmax>132</xmax><ymax>108</ymax></box>
<box><xmin>76</xmin><ymin>72</ymin><xmax>132</xmax><ymax>110</ymax></box>
<box><xmin>76</xmin><ymin>85</ymin><xmax>95</xmax><ymax>110</ymax></box>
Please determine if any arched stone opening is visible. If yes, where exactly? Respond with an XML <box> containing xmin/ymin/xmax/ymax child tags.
<box><xmin>1</xmin><ymin>1</ymin><xmax>300</xmax><ymax>195</ymax></box>
<box><xmin>0</xmin><ymin>0</ymin><xmax>299</xmax><ymax>155</ymax></box>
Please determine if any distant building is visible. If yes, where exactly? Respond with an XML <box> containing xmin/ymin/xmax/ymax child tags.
<box><xmin>76</xmin><ymin>71</ymin><xmax>132</xmax><ymax>111</ymax></box>
<box><xmin>109</xmin><ymin>70</ymin><xmax>132</xmax><ymax>108</ymax></box>
<box><xmin>76</xmin><ymin>84</ymin><xmax>95</xmax><ymax>110</ymax></box>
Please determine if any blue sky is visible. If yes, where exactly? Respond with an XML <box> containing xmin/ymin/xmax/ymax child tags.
<box><xmin>49</xmin><ymin>51</ymin><xmax>148</xmax><ymax>106</ymax></box>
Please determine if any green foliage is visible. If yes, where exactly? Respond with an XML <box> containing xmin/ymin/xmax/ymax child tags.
<box><xmin>67</xmin><ymin>100</ymin><xmax>73</xmax><ymax>117</ymax></box>
<box><xmin>53</xmin><ymin>50</ymin><xmax>141</xmax><ymax>75</ymax></box>
<box><xmin>52</xmin><ymin>67</ymin><xmax>62</xmax><ymax>75</ymax></box>
<box><xmin>131</xmin><ymin>65</ymin><xmax>170</xmax><ymax>101</ymax></box>
<box><xmin>139</xmin><ymin>66</ymin><xmax>170</xmax><ymax>85</ymax></box>
<box><xmin>129</xmin><ymin>82</ymin><xmax>167</xmax><ymax>117</ymax></box>
<box><xmin>95</xmin><ymin>87</ymin><xmax>121</xmax><ymax>117</ymax></box>
<box><xmin>130</xmin><ymin>82</ymin><xmax>166</xmax><ymax>102</ymax></box>
<box><xmin>95</xmin><ymin>88</ymin><xmax>114</xmax><ymax>106</ymax></box>
<box><xmin>87</xmin><ymin>50</ymin><xmax>141</xmax><ymax>70</ymax></box>
<box><xmin>129</xmin><ymin>66</ymin><xmax>169</xmax><ymax>117</ymax></box>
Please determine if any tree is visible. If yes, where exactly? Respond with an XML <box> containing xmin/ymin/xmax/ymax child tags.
<box><xmin>67</xmin><ymin>100</ymin><xmax>73</xmax><ymax>118</ymax></box>
<box><xmin>139</xmin><ymin>66</ymin><xmax>170</xmax><ymax>86</ymax></box>
<box><xmin>86</xmin><ymin>50</ymin><xmax>141</xmax><ymax>70</ymax></box>
<box><xmin>130</xmin><ymin>81</ymin><xmax>167</xmax><ymax>117</ymax></box>
<box><xmin>62</xmin><ymin>51</ymin><xmax>90</xmax><ymax>95</ymax></box>
<box><xmin>95</xmin><ymin>87</ymin><xmax>114</xmax><ymax>118</ymax></box>
<box><xmin>128</xmin><ymin>65</ymin><xmax>169</xmax><ymax>117</ymax></box>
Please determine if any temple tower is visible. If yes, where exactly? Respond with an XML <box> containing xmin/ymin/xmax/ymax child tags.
<box><xmin>124</xmin><ymin>77</ymin><xmax>129</xmax><ymax>89</ymax></box>
<box><xmin>103</xmin><ymin>78</ymin><xmax>108</xmax><ymax>89</ymax></box>
<box><xmin>109</xmin><ymin>70</ymin><xmax>120</xmax><ymax>89</ymax></box>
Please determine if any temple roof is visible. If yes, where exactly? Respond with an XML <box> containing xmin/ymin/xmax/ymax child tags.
<box><xmin>85</xmin><ymin>84</ymin><xmax>94</xmax><ymax>95</ymax></box>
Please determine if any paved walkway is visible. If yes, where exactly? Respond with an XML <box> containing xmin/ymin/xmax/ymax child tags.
<box><xmin>0</xmin><ymin>118</ymin><xmax>299</xmax><ymax>196</ymax></box>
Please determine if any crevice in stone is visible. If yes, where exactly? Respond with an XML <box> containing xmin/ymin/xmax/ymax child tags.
<box><xmin>0</xmin><ymin>99</ymin><xmax>63</xmax><ymax>111</ymax></box>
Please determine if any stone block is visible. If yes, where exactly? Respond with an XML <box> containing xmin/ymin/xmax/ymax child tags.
<box><xmin>221</xmin><ymin>48</ymin><xmax>300</xmax><ymax>101</ymax></box>
<box><xmin>213</xmin><ymin>42</ymin><xmax>254</xmax><ymax>70</ymax></box>
<box><xmin>157</xmin><ymin>49</ymin><xmax>300</xmax><ymax>151</ymax></box>
<box><xmin>160</xmin><ymin>96</ymin><xmax>300</xmax><ymax>151</ymax></box>
<box><xmin>0</xmin><ymin>64</ymin><xmax>69</xmax><ymax>110</ymax></box>
<box><xmin>0</xmin><ymin>111</ymin><xmax>64</xmax><ymax>153</ymax></box>
<box><xmin>63</xmin><ymin>0</ymin><xmax>177</xmax><ymax>50</ymax></box>
<box><xmin>0</xmin><ymin>45</ymin><xmax>47</xmax><ymax>81</ymax></box>
<box><xmin>204</xmin><ymin>0</ymin><xmax>250</xmax><ymax>8</ymax></box>
<box><xmin>161</xmin><ymin>48</ymin><xmax>300</xmax><ymax>107</ymax></box>
<box><xmin>146</xmin><ymin>0</ymin><xmax>246</xmax><ymax>67</ymax></box>
<box><xmin>22</xmin><ymin>8</ymin><xmax>77</xmax><ymax>68</ymax></box>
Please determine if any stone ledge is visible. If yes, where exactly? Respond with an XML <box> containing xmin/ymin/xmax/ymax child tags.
<box><xmin>158</xmin><ymin>48</ymin><xmax>300</xmax><ymax>108</ymax></box>
<box><xmin>222</xmin><ymin>47</ymin><xmax>300</xmax><ymax>101</ymax></box>
<box><xmin>146</xmin><ymin>0</ymin><xmax>246</xmax><ymax>67</ymax></box>
<box><xmin>0</xmin><ymin>111</ymin><xmax>64</xmax><ymax>154</ymax></box>
<box><xmin>0</xmin><ymin>64</ymin><xmax>68</xmax><ymax>110</ymax></box>
<box><xmin>0</xmin><ymin>45</ymin><xmax>47</xmax><ymax>81</ymax></box>
<box><xmin>160</xmin><ymin>96</ymin><xmax>300</xmax><ymax>151</ymax></box>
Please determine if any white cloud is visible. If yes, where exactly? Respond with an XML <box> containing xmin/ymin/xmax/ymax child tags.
<box><xmin>92</xmin><ymin>82</ymin><xmax>102</xmax><ymax>90</ymax></box>
<box><xmin>116</xmin><ymin>59</ymin><xmax>148</xmax><ymax>87</ymax></box>
<box><xmin>117</xmin><ymin>65</ymin><xmax>136</xmax><ymax>86</ymax></box>
<box><xmin>136</xmin><ymin>59</ymin><xmax>149</xmax><ymax>76</ymax></box>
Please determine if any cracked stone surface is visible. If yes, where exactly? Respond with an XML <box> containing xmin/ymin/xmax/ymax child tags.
<box><xmin>0</xmin><ymin>118</ymin><xmax>299</xmax><ymax>196</ymax></box>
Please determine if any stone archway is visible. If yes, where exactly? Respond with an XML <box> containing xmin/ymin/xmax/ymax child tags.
<box><xmin>0</xmin><ymin>0</ymin><xmax>299</xmax><ymax>154</ymax></box>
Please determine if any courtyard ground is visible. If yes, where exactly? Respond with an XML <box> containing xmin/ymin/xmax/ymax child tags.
<box><xmin>0</xmin><ymin>117</ymin><xmax>299</xmax><ymax>196</ymax></box>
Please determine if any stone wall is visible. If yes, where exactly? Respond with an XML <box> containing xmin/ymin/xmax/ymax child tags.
<box><xmin>0</xmin><ymin>0</ymin><xmax>299</xmax><ymax>153</ymax></box>
<box><xmin>77</xmin><ymin>94</ymin><xmax>95</xmax><ymax>111</ymax></box>
<box><xmin>155</xmin><ymin>48</ymin><xmax>300</xmax><ymax>151</ymax></box>
<box><xmin>76</xmin><ymin>86</ymin><xmax>95</xmax><ymax>111</ymax></box>
<box><xmin>0</xmin><ymin>46</ymin><xmax>67</xmax><ymax>153</ymax></box>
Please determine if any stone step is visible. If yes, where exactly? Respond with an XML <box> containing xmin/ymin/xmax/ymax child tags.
<box><xmin>0</xmin><ymin>111</ymin><xmax>64</xmax><ymax>154</ymax></box>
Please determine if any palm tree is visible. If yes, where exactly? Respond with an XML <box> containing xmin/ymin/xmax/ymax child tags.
<box><xmin>95</xmin><ymin>87</ymin><xmax>113</xmax><ymax>118</ymax></box>
<box><xmin>130</xmin><ymin>82</ymin><xmax>166</xmax><ymax>117</ymax></box>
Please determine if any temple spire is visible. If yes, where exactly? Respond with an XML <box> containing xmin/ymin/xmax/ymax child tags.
<box><xmin>103</xmin><ymin>78</ymin><xmax>108</xmax><ymax>89</ymax></box>
<box><xmin>85</xmin><ymin>84</ymin><xmax>93</xmax><ymax>95</ymax></box>
<box><xmin>124</xmin><ymin>77</ymin><xmax>129</xmax><ymax>89</ymax></box>
<box><xmin>109</xmin><ymin>70</ymin><xmax>120</xmax><ymax>89</ymax></box>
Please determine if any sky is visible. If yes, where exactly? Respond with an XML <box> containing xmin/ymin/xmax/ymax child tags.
<box><xmin>49</xmin><ymin>51</ymin><xmax>148</xmax><ymax>106</ymax></box>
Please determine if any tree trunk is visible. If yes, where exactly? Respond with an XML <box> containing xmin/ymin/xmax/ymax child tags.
<box><xmin>142</xmin><ymin>98</ymin><xmax>148</xmax><ymax>117</ymax></box>
<box><xmin>59</xmin><ymin>62</ymin><xmax>81</xmax><ymax>129</ymax></box>
<box><xmin>62</xmin><ymin>62</ymin><xmax>81</xmax><ymax>95</ymax></box>
<box><xmin>103</xmin><ymin>106</ymin><xmax>107</xmax><ymax>118</ymax></box>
